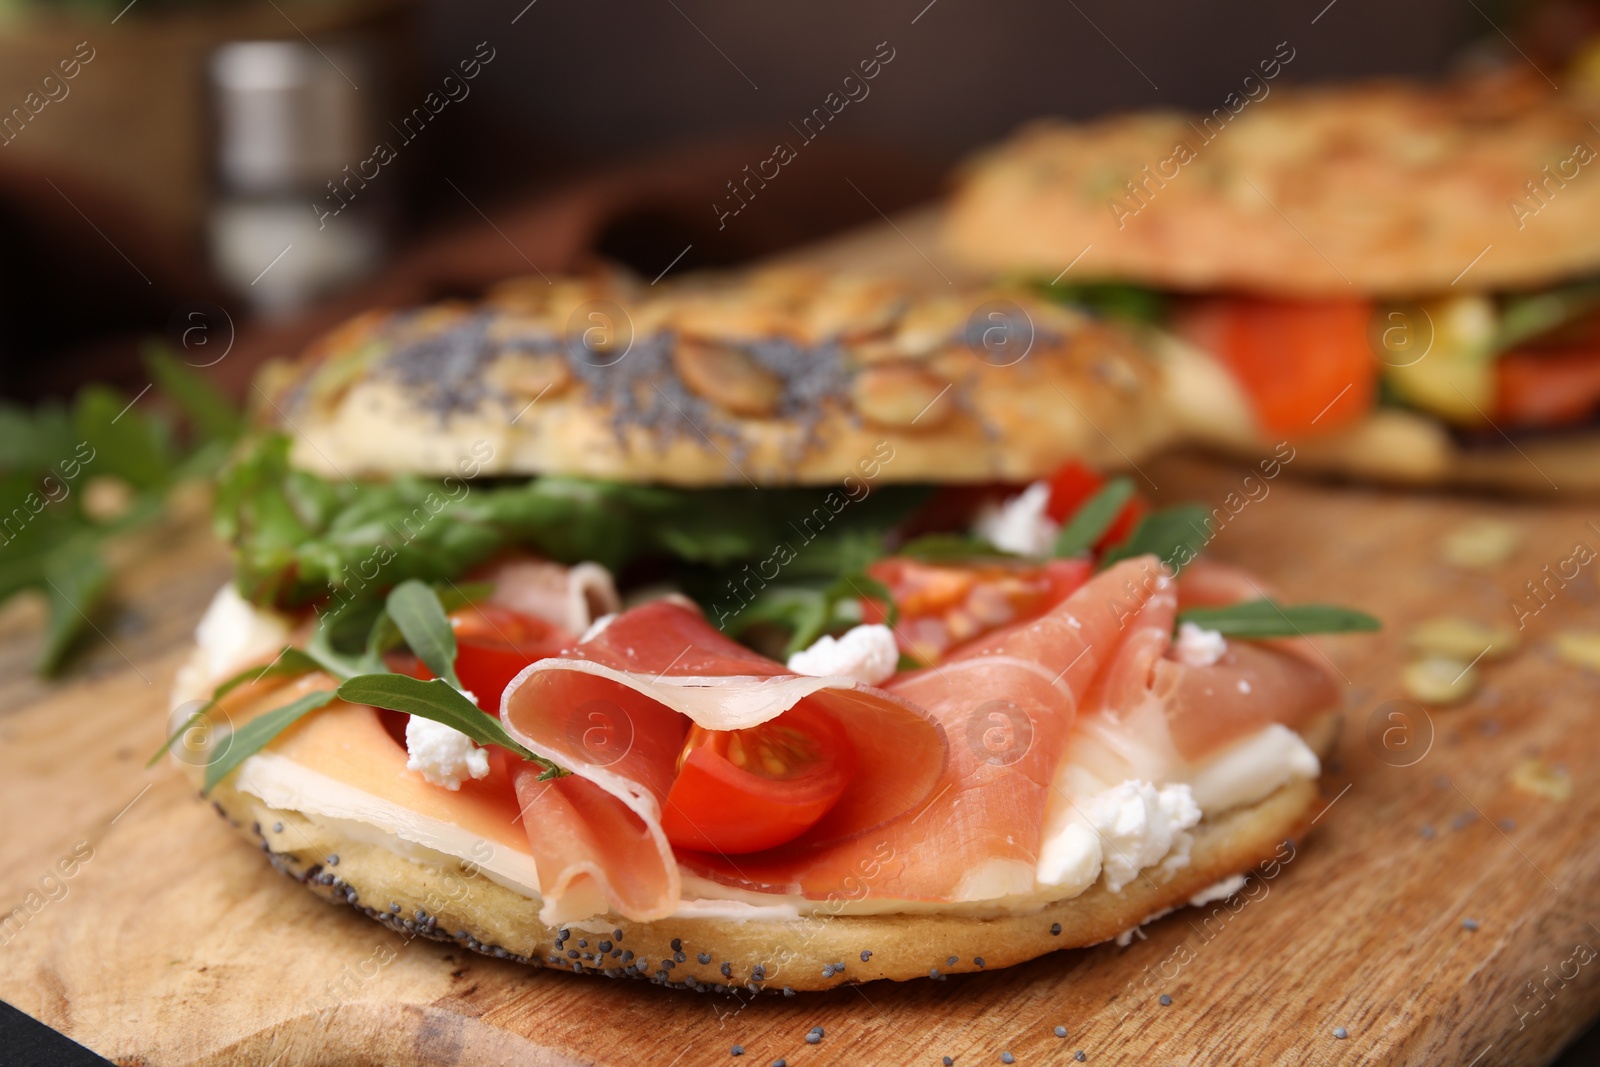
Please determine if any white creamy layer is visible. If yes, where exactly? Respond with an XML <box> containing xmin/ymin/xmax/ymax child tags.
<box><xmin>183</xmin><ymin>583</ymin><xmax>1320</xmax><ymax>920</ymax></box>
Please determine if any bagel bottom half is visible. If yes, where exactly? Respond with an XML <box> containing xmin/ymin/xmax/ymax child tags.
<box><xmin>196</xmin><ymin>712</ymin><xmax>1339</xmax><ymax>992</ymax></box>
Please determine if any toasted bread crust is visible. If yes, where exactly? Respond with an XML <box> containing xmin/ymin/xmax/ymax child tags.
<box><xmin>944</xmin><ymin>76</ymin><xmax>1600</xmax><ymax>297</ymax></box>
<box><xmin>257</xmin><ymin>267</ymin><xmax>1175</xmax><ymax>486</ymax></box>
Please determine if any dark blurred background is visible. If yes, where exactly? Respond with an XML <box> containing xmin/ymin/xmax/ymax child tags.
<box><xmin>0</xmin><ymin>0</ymin><xmax>1570</xmax><ymax>402</ymax></box>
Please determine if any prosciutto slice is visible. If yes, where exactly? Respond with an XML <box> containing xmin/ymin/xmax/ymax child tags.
<box><xmin>500</xmin><ymin>600</ymin><xmax>946</xmax><ymax>925</ymax></box>
<box><xmin>502</xmin><ymin>557</ymin><xmax>1340</xmax><ymax>922</ymax></box>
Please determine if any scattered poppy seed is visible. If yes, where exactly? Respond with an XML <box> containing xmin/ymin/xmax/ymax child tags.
<box><xmin>1419</xmin><ymin>825</ymin><xmax>1435</xmax><ymax>839</ymax></box>
<box><xmin>1001</xmin><ymin>1053</ymin><xmax>1015</xmax><ymax>1064</ymax></box>
<box><xmin>861</xmin><ymin>949</ymin><xmax>873</xmax><ymax>961</ymax></box>
<box><xmin>1075</xmin><ymin>1053</ymin><xmax>1086</xmax><ymax>1062</ymax></box>
<box><xmin>772</xmin><ymin>1061</ymin><xmax>787</xmax><ymax>1067</ymax></box>
<box><xmin>929</xmin><ymin>968</ymin><xmax>941</xmax><ymax>979</ymax></box>
<box><xmin>613</xmin><ymin>928</ymin><xmax>624</xmax><ymax>940</ymax></box>
<box><xmin>943</xmin><ymin>1058</ymin><xmax>954</xmax><ymax>1066</ymax></box>
<box><xmin>1463</xmin><ymin>918</ymin><xmax>1480</xmax><ymax>931</ymax></box>
<box><xmin>326</xmin><ymin>854</ymin><xmax>339</xmax><ymax>866</ymax></box>
<box><xmin>782</xmin><ymin>987</ymin><xmax>795</xmax><ymax>996</ymax></box>
<box><xmin>699</xmin><ymin>952</ymin><xmax>712</xmax><ymax>964</ymax></box>
<box><xmin>671</xmin><ymin>938</ymin><xmax>683</xmax><ymax>952</ymax></box>
<box><xmin>597</xmin><ymin>941</ymin><xmax>612</xmax><ymax>953</ymax></box>
<box><xmin>1451</xmin><ymin>813</ymin><xmax>1471</xmax><ymax>830</ymax></box>
<box><xmin>1499</xmin><ymin>818</ymin><xmax>1516</xmax><ymax>831</ymax></box>
<box><xmin>805</xmin><ymin>1032</ymin><xmax>822</xmax><ymax>1045</ymax></box>
<box><xmin>1054</xmin><ymin>1026</ymin><xmax>1067</xmax><ymax>1038</ymax></box>
<box><xmin>1159</xmin><ymin>995</ymin><xmax>1172</xmax><ymax>1006</ymax></box>
<box><xmin>675</xmin><ymin>951</ymin><xmax>687</xmax><ymax>963</ymax></box>
<box><xmin>810</xmin><ymin>1026</ymin><xmax>825</xmax><ymax>1038</ymax></box>
<box><xmin>721</xmin><ymin>962</ymin><xmax>733</xmax><ymax>977</ymax></box>
<box><xmin>272</xmin><ymin>822</ymin><xmax>283</xmax><ymax>833</ymax></box>
<box><xmin>947</xmin><ymin>956</ymin><xmax>959</xmax><ymax>966</ymax></box>
<box><xmin>1333</xmin><ymin>1028</ymin><xmax>1348</xmax><ymax>1040</ymax></box>
<box><xmin>822</xmin><ymin>965</ymin><xmax>836</xmax><ymax>978</ymax></box>
<box><xmin>1050</xmin><ymin>923</ymin><xmax>1062</xmax><ymax>936</ymax></box>
<box><xmin>731</xmin><ymin>1046</ymin><xmax>744</xmax><ymax>1057</ymax></box>
<box><xmin>974</xmin><ymin>957</ymin><xmax>986</xmax><ymax>968</ymax></box>
<box><xmin>577</xmin><ymin>939</ymin><xmax>587</xmax><ymax>948</ymax></box>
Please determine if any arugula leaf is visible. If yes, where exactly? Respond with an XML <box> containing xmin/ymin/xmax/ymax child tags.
<box><xmin>337</xmin><ymin>674</ymin><xmax>565</xmax><ymax>780</ymax></box>
<box><xmin>1053</xmin><ymin>477</ymin><xmax>1134</xmax><ymax>558</ymax></box>
<box><xmin>203</xmin><ymin>689</ymin><xmax>338</xmax><ymax>793</ymax></box>
<box><xmin>896</xmin><ymin>533</ymin><xmax>1012</xmax><ymax>561</ymax></box>
<box><xmin>1177</xmin><ymin>599</ymin><xmax>1381</xmax><ymax>639</ymax></box>
<box><xmin>1494</xmin><ymin>277</ymin><xmax>1600</xmax><ymax>353</ymax></box>
<box><xmin>1100</xmin><ymin>504</ymin><xmax>1211</xmax><ymax>576</ymax></box>
<box><xmin>218</xmin><ymin>434</ymin><xmax>930</xmax><ymax>610</ymax></box>
<box><xmin>143</xmin><ymin>343</ymin><xmax>245</xmax><ymax>445</ymax></box>
<box><xmin>38</xmin><ymin>536</ymin><xmax>110</xmax><ymax>674</ymax></box>
<box><xmin>384</xmin><ymin>580</ymin><xmax>461</xmax><ymax>689</ymax></box>
<box><xmin>1038</xmin><ymin>280</ymin><xmax>1167</xmax><ymax>324</ymax></box>
<box><xmin>148</xmin><ymin>648</ymin><xmax>320</xmax><ymax>766</ymax></box>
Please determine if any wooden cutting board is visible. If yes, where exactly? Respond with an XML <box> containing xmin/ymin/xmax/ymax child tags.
<box><xmin>3</xmin><ymin>215</ymin><xmax>1600</xmax><ymax>1064</ymax></box>
<box><xmin>2</xmin><ymin>456</ymin><xmax>1598</xmax><ymax>1066</ymax></box>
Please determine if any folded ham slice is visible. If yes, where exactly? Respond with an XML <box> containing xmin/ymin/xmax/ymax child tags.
<box><xmin>502</xmin><ymin>557</ymin><xmax>1340</xmax><ymax>923</ymax></box>
<box><xmin>500</xmin><ymin>600</ymin><xmax>947</xmax><ymax>926</ymax></box>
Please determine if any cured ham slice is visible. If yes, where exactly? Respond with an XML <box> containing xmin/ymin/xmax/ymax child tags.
<box><xmin>1155</xmin><ymin>558</ymin><xmax>1341</xmax><ymax>760</ymax></box>
<box><xmin>501</xmin><ymin>557</ymin><xmax>1339</xmax><ymax>922</ymax></box>
<box><xmin>501</xmin><ymin>600</ymin><xmax>947</xmax><ymax>925</ymax></box>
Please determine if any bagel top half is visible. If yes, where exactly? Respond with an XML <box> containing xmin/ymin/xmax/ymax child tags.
<box><xmin>943</xmin><ymin>73</ymin><xmax>1600</xmax><ymax>297</ymax></box>
<box><xmin>255</xmin><ymin>267</ymin><xmax>1176</xmax><ymax>487</ymax></box>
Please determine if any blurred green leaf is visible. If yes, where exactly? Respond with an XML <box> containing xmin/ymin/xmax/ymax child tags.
<box><xmin>38</xmin><ymin>536</ymin><xmax>109</xmax><ymax>674</ymax></box>
<box><xmin>143</xmin><ymin>343</ymin><xmax>244</xmax><ymax>445</ymax></box>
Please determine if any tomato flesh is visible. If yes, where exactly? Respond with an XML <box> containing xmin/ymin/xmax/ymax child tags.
<box><xmin>1496</xmin><ymin>346</ymin><xmax>1600</xmax><ymax>427</ymax></box>
<box><xmin>660</xmin><ymin>702</ymin><xmax>854</xmax><ymax>854</ymax></box>
<box><xmin>1043</xmin><ymin>460</ymin><xmax>1147</xmax><ymax>549</ymax></box>
<box><xmin>390</xmin><ymin>603</ymin><xmax>572</xmax><ymax>714</ymax></box>
<box><xmin>863</xmin><ymin>556</ymin><xmax>1091</xmax><ymax>665</ymax></box>
<box><xmin>1179</xmin><ymin>297</ymin><xmax>1375</xmax><ymax>434</ymax></box>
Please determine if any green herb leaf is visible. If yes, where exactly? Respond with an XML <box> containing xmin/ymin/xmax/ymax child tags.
<box><xmin>1100</xmin><ymin>504</ymin><xmax>1211</xmax><ymax>576</ymax></box>
<box><xmin>336</xmin><ymin>674</ymin><xmax>565</xmax><ymax>779</ymax></box>
<box><xmin>384</xmin><ymin>580</ymin><xmax>461</xmax><ymax>689</ymax></box>
<box><xmin>203</xmin><ymin>689</ymin><xmax>339</xmax><ymax>794</ymax></box>
<box><xmin>1038</xmin><ymin>280</ymin><xmax>1168</xmax><ymax>324</ymax></box>
<box><xmin>1053</xmin><ymin>477</ymin><xmax>1134</xmax><ymax>558</ymax></box>
<box><xmin>142</xmin><ymin>343</ymin><xmax>245</xmax><ymax>445</ymax></box>
<box><xmin>896</xmin><ymin>533</ymin><xmax>1012</xmax><ymax>561</ymax></box>
<box><xmin>1493</xmin><ymin>277</ymin><xmax>1600</xmax><ymax>353</ymax></box>
<box><xmin>1176</xmin><ymin>599</ymin><xmax>1381</xmax><ymax>639</ymax></box>
<box><xmin>38</xmin><ymin>536</ymin><xmax>109</xmax><ymax>674</ymax></box>
<box><xmin>148</xmin><ymin>648</ymin><xmax>321</xmax><ymax>767</ymax></box>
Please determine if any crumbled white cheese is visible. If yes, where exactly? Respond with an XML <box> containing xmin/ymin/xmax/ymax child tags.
<box><xmin>194</xmin><ymin>583</ymin><xmax>292</xmax><ymax>683</ymax></box>
<box><xmin>786</xmin><ymin>624</ymin><xmax>899</xmax><ymax>686</ymax></box>
<box><xmin>405</xmin><ymin>716</ymin><xmax>490</xmax><ymax>790</ymax></box>
<box><xmin>974</xmin><ymin>480</ymin><xmax>1059</xmax><ymax>557</ymax></box>
<box><xmin>1081</xmin><ymin>780</ymin><xmax>1202</xmax><ymax>893</ymax></box>
<box><xmin>1175</xmin><ymin>622</ymin><xmax>1227</xmax><ymax>667</ymax></box>
<box><xmin>1188</xmin><ymin>873</ymin><xmax>1247</xmax><ymax>908</ymax></box>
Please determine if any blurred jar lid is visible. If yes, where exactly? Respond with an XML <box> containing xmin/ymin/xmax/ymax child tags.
<box><xmin>211</xmin><ymin>40</ymin><xmax>373</xmax><ymax>194</ymax></box>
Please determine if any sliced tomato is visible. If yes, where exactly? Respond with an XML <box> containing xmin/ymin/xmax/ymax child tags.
<box><xmin>388</xmin><ymin>604</ymin><xmax>573</xmax><ymax>714</ymax></box>
<box><xmin>1042</xmin><ymin>460</ymin><xmax>1147</xmax><ymax>549</ymax></box>
<box><xmin>863</xmin><ymin>556</ymin><xmax>1092</xmax><ymax>665</ymax></box>
<box><xmin>1179</xmin><ymin>297</ymin><xmax>1375</xmax><ymax>434</ymax></box>
<box><xmin>1496</xmin><ymin>347</ymin><xmax>1600</xmax><ymax>427</ymax></box>
<box><xmin>659</xmin><ymin>701</ymin><xmax>855</xmax><ymax>854</ymax></box>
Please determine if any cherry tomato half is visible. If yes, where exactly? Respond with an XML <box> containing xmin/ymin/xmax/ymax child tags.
<box><xmin>1178</xmin><ymin>297</ymin><xmax>1375</xmax><ymax>434</ymax></box>
<box><xmin>390</xmin><ymin>604</ymin><xmax>572</xmax><ymax>714</ymax></box>
<box><xmin>1043</xmin><ymin>460</ymin><xmax>1147</xmax><ymax>549</ymax></box>
<box><xmin>660</xmin><ymin>702</ymin><xmax>855</xmax><ymax>854</ymax></box>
